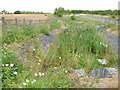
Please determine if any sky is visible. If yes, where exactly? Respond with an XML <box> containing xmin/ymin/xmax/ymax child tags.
<box><xmin>0</xmin><ymin>0</ymin><xmax>119</xmax><ymax>13</ymax></box>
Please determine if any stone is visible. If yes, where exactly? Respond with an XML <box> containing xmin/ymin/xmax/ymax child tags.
<box><xmin>73</xmin><ymin>69</ymin><xmax>87</xmax><ymax>76</ymax></box>
<box><xmin>88</xmin><ymin>67</ymin><xmax>118</xmax><ymax>78</ymax></box>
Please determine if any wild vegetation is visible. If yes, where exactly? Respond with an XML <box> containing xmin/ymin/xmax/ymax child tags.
<box><xmin>54</xmin><ymin>7</ymin><xmax>119</xmax><ymax>17</ymax></box>
<box><xmin>1</xmin><ymin>13</ymin><xmax>118</xmax><ymax>88</ymax></box>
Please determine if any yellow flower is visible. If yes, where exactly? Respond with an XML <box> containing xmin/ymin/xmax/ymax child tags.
<box><xmin>51</xmin><ymin>43</ymin><xmax>53</xmax><ymax>45</ymax></box>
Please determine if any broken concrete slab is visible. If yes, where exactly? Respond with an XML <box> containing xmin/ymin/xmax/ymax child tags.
<box><xmin>88</xmin><ymin>67</ymin><xmax>118</xmax><ymax>78</ymax></box>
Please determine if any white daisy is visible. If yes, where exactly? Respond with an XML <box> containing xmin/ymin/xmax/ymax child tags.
<box><xmin>23</xmin><ymin>83</ymin><xmax>27</xmax><ymax>86</ymax></box>
<box><xmin>10</xmin><ymin>64</ymin><xmax>14</xmax><ymax>67</ymax></box>
<box><xmin>5</xmin><ymin>64</ymin><xmax>9</xmax><ymax>67</ymax></box>
<box><xmin>39</xmin><ymin>72</ymin><xmax>42</xmax><ymax>76</ymax></box>
<box><xmin>59</xmin><ymin>57</ymin><xmax>61</xmax><ymax>59</ymax></box>
<box><xmin>18</xmin><ymin>86</ymin><xmax>22</xmax><ymax>88</ymax></box>
<box><xmin>105</xmin><ymin>45</ymin><xmax>108</xmax><ymax>47</ymax></box>
<box><xmin>35</xmin><ymin>73</ymin><xmax>38</xmax><ymax>76</ymax></box>
<box><xmin>26</xmin><ymin>79</ymin><xmax>29</xmax><ymax>83</ymax></box>
<box><xmin>38</xmin><ymin>63</ymin><xmax>40</xmax><ymax>65</ymax></box>
<box><xmin>65</xmin><ymin>71</ymin><xmax>68</xmax><ymax>73</ymax></box>
<box><xmin>39</xmin><ymin>59</ymin><xmax>41</xmax><ymax>62</ymax></box>
<box><xmin>42</xmin><ymin>73</ymin><xmax>44</xmax><ymax>76</ymax></box>
<box><xmin>2</xmin><ymin>64</ymin><xmax>4</xmax><ymax>67</ymax></box>
<box><xmin>14</xmin><ymin>71</ymin><xmax>17</xmax><ymax>75</ymax></box>
<box><xmin>32</xmin><ymin>79</ymin><xmax>36</xmax><ymax>83</ymax></box>
<box><xmin>54</xmin><ymin>67</ymin><xmax>57</xmax><ymax>69</ymax></box>
<box><xmin>4</xmin><ymin>52</ymin><xmax>7</xmax><ymax>54</ymax></box>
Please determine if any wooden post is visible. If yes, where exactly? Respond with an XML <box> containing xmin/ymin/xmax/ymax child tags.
<box><xmin>2</xmin><ymin>17</ymin><xmax>6</xmax><ymax>36</ymax></box>
<box><xmin>15</xmin><ymin>18</ymin><xmax>18</xmax><ymax>30</ymax></box>
<box><xmin>23</xmin><ymin>19</ymin><xmax>25</xmax><ymax>28</ymax></box>
<box><xmin>31</xmin><ymin>20</ymin><xmax>33</xmax><ymax>25</ymax></box>
<box><xmin>39</xmin><ymin>19</ymin><xmax>41</xmax><ymax>24</ymax></box>
<box><xmin>29</xmin><ymin>20</ymin><xmax>31</xmax><ymax>25</ymax></box>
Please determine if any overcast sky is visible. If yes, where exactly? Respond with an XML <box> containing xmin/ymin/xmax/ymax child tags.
<box><xmin>0</xmin><ymin>0</ymin><xmax>119</xmax><ymax>13</ymax></box>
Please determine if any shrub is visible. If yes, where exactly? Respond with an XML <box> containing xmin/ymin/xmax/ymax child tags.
<box><xmin>70</xmin><ymin>16</ymin><xmax>75</xmax><ymax>20</ymax></box>
<box><xmin>111</xmin><ymin>15</ymin><xmax>115</xmax><ymax>18</ymax></box>
<box><xmin>14</xmin><ymin>10</ymin><xmax>21</xmax><ymax>14</ymax></box>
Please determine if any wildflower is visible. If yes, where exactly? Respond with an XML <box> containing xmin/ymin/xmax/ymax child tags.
<box><xmin>54</xmin><ymin>67</ymin><xmax>57</xmax><ymax>69</ymax></box>
<box><xmin>10</xmin><ymin>64</ymin><xmax>14</xmax><ymax>67</ymax></box>
<box><xmin>105</xmin><ymin>45</ymin><xmax>108</xmax><ymax>47</ymax></box>
<box><xmin>2</xmin><ymin>64</ymin><xmax>4</xmax><ymax>67</ymax></box>
<box><xmin>26</xmin><ymin>79</ymin><xmax>29</xmax><ymax>83</ymax></box>
<box><xmin>42</xmin><ymin>73</ymin><xmax>44</xmax><ymax>76</ymax></box>
<box><xmin>97</xmin><ymin>59</ymin><xmax>108</xmax><ymax>64</ymax></box>
<box><xmin>0</xmin><ymin>59</ymin><xmax>1</xmax><ymax>61</ymax></box>
<box><xmin>15</xmin><ymin>67</ymin><xmax>18</xmax><ymax>70</ymax></box>
<box><xmin>18</xmin><ymin>86</ymin><xmax>22</xmax><ymax>88</ymax></box>
<box><xmin>31</xmin><ymin>66</ymin><xmax>32</xmax><ymax>67</ymax></box>
<box><xmin>5</xmin><ymin>64</ymin><xmax>9</xmax><ymax>67</ymax></box>
<box><xmin>47</xmin><ymin>45</ymin><xmax>49</xmax><ymax>47</ymax></box>
<box><xmin>14</xmin><ymin>71</ymin><xmax>17</xmax><ymax>75</ymax></box>
<box><xmin>59</xmin><ymin>57</ymin><xmax>61</xmax><ymax>59</ymax></box>
<box><xmin>35</xmin><ymin>73</ymin><xmax>38</xmax><ymax>76</ymax></box>
<box><xmin>4</xmin><ymin>52</ymin><xmax>7</xmax><ymax>54</ymax></box>
<box><xmin>23</xmin><ymin>83</ymin><xmax>27</xmax><ymax>86</ymax></box>
<box><xmin>33</xmin><ymin>49</ymin><xmax>35</xmax><ymax>51</ymax></box>
<box><xmin>32</xmin><ymin>79</ymin><xmax>36</xmax><ymax>83</ymax></box>
<box><xmin>39</xmin><ymin>72</ymin><xmax>42</xmax><ymax>76</ymax></box>
<box><xmin>39</xmin><ymin>59</ymin><xmax>41</xmax><ymax>62</ymax></box>
<box><xmin>65</xmin><ymin>71</ymin><xmax>68</xmax><ymax>73</ymax></box>
<box><xmin>38</xmin><ymin>63</ymin><xmax>40</xmax><ymax>65</ymax></box>
<box><xmin>100</xmin><ymin>42</ymin><xmax>102</xmax><ymax>45</ymax></box>
<box><xmin>100</xmin><ymin>42</ymin><xmax>108</xmax><ymax>47</ymax></box>
<box><xmin>51</xmin><ymin>43</ymin><xmax>53</xmax><ymax>45</ymax></box>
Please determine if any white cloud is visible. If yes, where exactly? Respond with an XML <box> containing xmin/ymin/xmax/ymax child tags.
<box><xmin>0</xmin><ymin>0</ymin><xmax>119</xmax><ymax>13</ymax></box>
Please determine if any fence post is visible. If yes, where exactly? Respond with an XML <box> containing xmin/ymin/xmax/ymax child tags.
<box><xmin>29</xmin><ymin>20</ymin><xmax>31</xmax><ymax>25</ymax></box>
<box><xmin>23</xmin><ymin>19</ymin><xmax>25</xmax><ymax>28</ymax></box>
<box><xmin>15</xmin><ymin>18</ymin><xmax>18</xmax><ymax>30</ymax></box>
<box><xmin>2</xmin><ymin>17</ymin><xmax>6</xmax><ymax>36</ymax></box>
<box><xmin>39</xmin><ymin>19</ymin><xmax>41</xmax><ymax>24</ymax></box>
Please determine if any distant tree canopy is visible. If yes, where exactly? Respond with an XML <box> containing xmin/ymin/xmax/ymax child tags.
<box><xmin>1</xmin><ymin>10</ymin><xmax>9</xmax><ymax>14</ymax></box>
<box><xmin>14</xmin><ymin>10</ymin><xmax>21</xmax><ymax>14</ymax></box>
<box><xmin>54</xmin><ymin>7</ymin><xmax>119</xmax><ymax>15</ymax></box>
<box><xmin>54</xmin><ymin>7</ymin><xmax>65</xmax><ymax>17</ymax></box>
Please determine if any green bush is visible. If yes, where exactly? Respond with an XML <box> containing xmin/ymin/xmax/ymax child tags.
<box><xmin>70</xmin><ymin>16</ymin><xmax>75</xmax><ymax>20</ymax></box>
<box><xmin>14</xmin><ymin>10</ymin><xmax>21</xmax><ymax>14</ymax></box>
<box><xmin>111</xmin><ymin>15</ymin><xmax>115</xmax><ymax>18</ymax></box>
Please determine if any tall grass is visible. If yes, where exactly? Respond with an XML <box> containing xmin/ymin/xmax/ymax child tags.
<box><xmin>75</xmin><ymin>17</ymin><xmax>117</xmax><ymax>31</ymax></box>
<box><xmin>44</xmin><ymin>18</ymin><xmax>118</xmax><ymax>71</ymax></box>
<box><xmin>2</xmin><ymin>17</ymin><xmax>118</xmax><ymax>88</ymax></box>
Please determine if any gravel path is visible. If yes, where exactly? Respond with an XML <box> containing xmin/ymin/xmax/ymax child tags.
<box><xmin>79</xmin><ymin>16</ymin><xmax>119</xmax><ymax>56</ymax></box>
<box><xmin>80</xmin><ymin>15</ymin><xmax>120</xmax><ymax>25</ymax></box>
<box><xmin>40</xmin><ymin>21</ymin><xmax>66</xmax><ymax>56</ymax></box>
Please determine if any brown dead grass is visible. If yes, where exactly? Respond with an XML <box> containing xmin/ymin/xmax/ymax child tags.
<box><xmin>107</xmin><ymin>29</ymin><xmax>119</xmax><ymax>37</ymax></box>
<box><xmin>69</xmin><ymin>72</ymin><xmax>118</xmax><ymax>88</ymax></box>
<box><xmin>94</xmin><ymin>75</ymin><xmax>118</xmax><ymax>88</ymax></box>
<box><xmin>0</xmin><ymin>14</ymin><xmax>48</xmax><ymax>20</ymax></box>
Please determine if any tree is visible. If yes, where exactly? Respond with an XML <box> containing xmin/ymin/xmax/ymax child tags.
<box><xmin>1</xmin><ymin>10</ymin><xmax>8</xmax><ymax>14</ymax></box>
<box><xmin>54</xmin><ymin>7</ymin><xmax>65</xmax><ymax>17</ymax></box>
<box><xmin>14</xmin><ymin>10</ymin><xmax>21</xmax><ymax>14</ymax></box>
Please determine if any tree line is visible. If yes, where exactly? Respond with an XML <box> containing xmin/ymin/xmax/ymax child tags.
<box><xmin>0</xmin><ymin>10</ymin><xmax>49</xmax><ymax>14</ymax></box>
<box><xmin>54</xmin><ymin>7</ymin><xmax>119</xmax><ymax>17</ymax></box>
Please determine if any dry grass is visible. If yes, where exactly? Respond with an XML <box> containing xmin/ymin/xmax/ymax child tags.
<box><xmin>0</xmin><ymin>14</ymin><xmax>48</xmax><ymax>20</ymax></box>
<box><xmin>94</xmin><ymin>75</ymin><xmax>118</xmax><ymax>88</ymax></box>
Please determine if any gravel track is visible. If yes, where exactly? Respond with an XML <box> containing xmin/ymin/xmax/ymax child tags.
<box><xmin>40</xmin><ymin>21</ymin><xmax>66</xmax><ymax>56</ymax></box>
